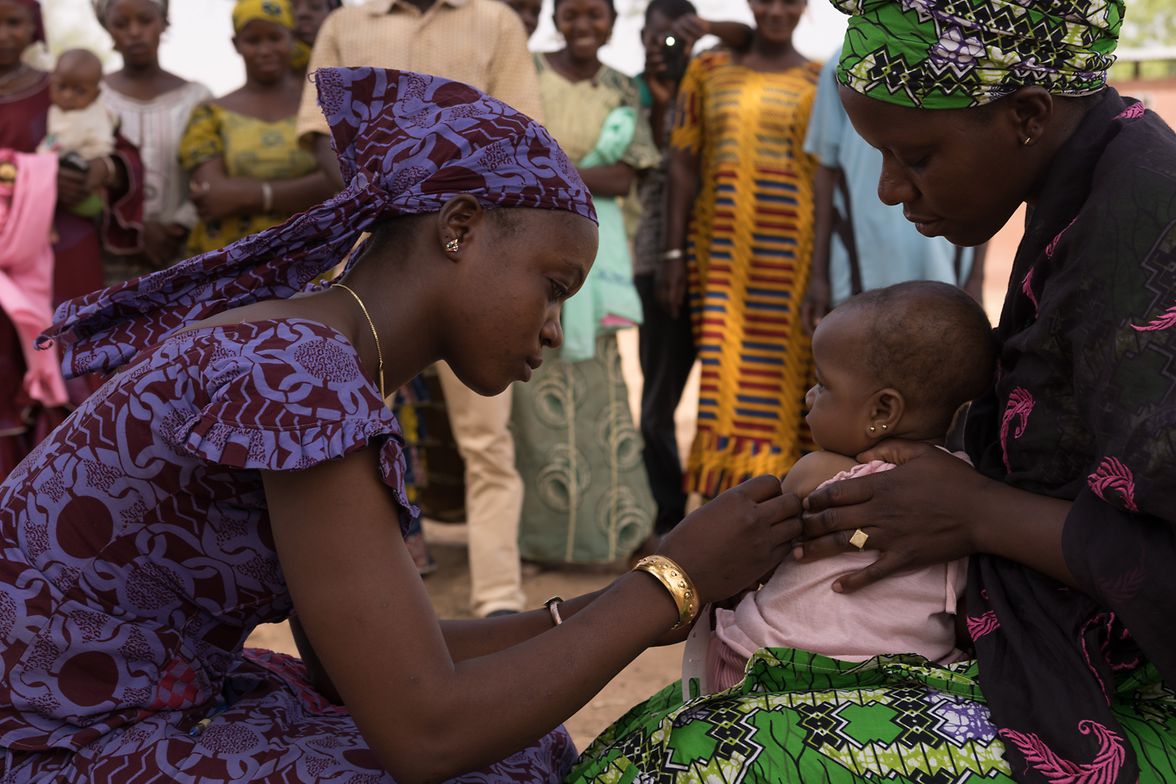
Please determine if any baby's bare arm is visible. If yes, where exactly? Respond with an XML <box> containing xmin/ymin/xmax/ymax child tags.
<box><xmin>781</xmin><ymin>451</ymin><xmax>860</xmax><ymax>500</ymax></box>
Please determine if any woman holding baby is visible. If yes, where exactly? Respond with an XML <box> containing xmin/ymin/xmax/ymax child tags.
<box><xmin>572</xmin><ymin>0</ymin><xmax>1176</xmax><ymax>781</ymax></box>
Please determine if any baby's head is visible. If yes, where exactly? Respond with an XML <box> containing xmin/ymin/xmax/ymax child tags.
<box><xmin>805</xmin><ymin>280</ymin><xmax>996</xmax><ymax>457</ymax></box>
<box><xmin>50</xmin><ymin>49</ymin><xmax>104</xmax><ymax>112</ymax></box>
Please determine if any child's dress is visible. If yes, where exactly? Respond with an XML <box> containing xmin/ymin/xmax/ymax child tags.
<box><xmin>704</xmin><ymin>455</ymin><xmax>969</xmax><ymax>693</ymax></box>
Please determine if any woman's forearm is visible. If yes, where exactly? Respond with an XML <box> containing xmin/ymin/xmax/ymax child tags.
<box><xmin>810</xmin><ymin>165</ymin><xmax>837</xmax><ymax>289</ymax></box>
<box><xmin>663</xmin><ymin>148</ymin><xmax>698</xmax><ymax>254</ymax></box>
<box><xmin>969</xmin><ymin>477</ymin><xmax>1076</xmax><ymax>588</ymax></box>
<box><xmin>707</xmin><ymin>21</ymin><xmax>754</xmax><ymax>51</ymax></box>
<box><xmin>418</xmin><ymin>574</ymin><xmax>678</xmax><ymax>778</ymax></box>
<box><xmin>578</xmin><ymin>163</ymin><xmax>635</xmax><ymax>197</ymax></box>
<box><xmin>267</xmin><ymin>170</ymin><xmax>340</xmax><ymax>214</ymax></box>
<box><xmin>439</xmin><ymin>590</ymin><xmax>604</xmax><ymax>661</ymax></box>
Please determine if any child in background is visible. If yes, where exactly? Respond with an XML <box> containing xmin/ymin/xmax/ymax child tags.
<box><xmin>501</xmin><ymin>0</ymin><xmax>540</xmax><ymax>38</ymax></box>
<box><xmin>693</xmin><ymin>280</ymin><xmax>997</xmax><ymax>693</ymax></box>
<box><xmin>37</xmin><ymin>49</ymin><xmax>117</xmax><ymax>218</ymax></box>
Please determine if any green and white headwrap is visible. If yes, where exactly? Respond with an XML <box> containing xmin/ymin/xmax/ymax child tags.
<box><xmin>832</xmin><ymin>0</ymin><xmax>1125</xmax><ymax>109</ymax></box>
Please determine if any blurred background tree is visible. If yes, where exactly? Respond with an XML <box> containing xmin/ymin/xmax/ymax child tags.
<box><xmin>1121</xmin><ymin>0</ymin><xmax>1176</xmax><ymax>49</ymax></box>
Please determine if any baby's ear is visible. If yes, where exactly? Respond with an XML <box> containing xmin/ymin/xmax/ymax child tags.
<box><xmin>867</xmin><ymin>388</ymin><xmax>905</xmax><ymax>434</ymax></box>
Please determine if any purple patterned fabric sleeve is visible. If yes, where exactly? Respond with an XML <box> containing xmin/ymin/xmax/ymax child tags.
<box><xmin>164</xmin><ymin>319</ymin><xmax>419</xmax><ymax>518</ymax></box>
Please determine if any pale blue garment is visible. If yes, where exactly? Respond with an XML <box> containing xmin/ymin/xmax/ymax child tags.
<box><xmin>560</xmin><ymin>106</ymin><xmax>645</xmax><ymax>362</ymax></box>
<box><xmin>804</xmin><ymin>50</ymin><xmax>974</xmax><ymax>306</ymax></box>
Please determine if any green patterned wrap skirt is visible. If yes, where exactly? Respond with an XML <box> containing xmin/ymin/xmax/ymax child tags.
<box><xmin>568</xmin><ymin>648</ymin><xmax>1176</xmax><ymax>783</ymax></box>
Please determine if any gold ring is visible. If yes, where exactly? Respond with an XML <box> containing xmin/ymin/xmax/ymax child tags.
<box><xmin>849</xmin><ymin>529</ymin><xmax>869</xmax><ymax>550</ymax></box>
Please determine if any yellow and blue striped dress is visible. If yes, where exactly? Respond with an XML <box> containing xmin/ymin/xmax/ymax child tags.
<box><xmin>672</xmin><ymin>51</ymin><xmax>820</xmax><ymax>496</ymax></box>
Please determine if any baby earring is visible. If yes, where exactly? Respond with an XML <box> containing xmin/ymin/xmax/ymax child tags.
<box><xmin>445</xmin><ymin>237</ymin><xmax>461</xmax><ymax>253</ymax></box>
<box><xmin>868</xmin><ymin>425</ymin><xmax>877</xmax><ymax>434</ymax></box>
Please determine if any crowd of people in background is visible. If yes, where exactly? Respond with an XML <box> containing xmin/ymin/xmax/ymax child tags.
<box><xmin>0</xmin><ymin>0</ymin><xmax>986</xmax><ymax>614</ymax></box>
<box><xmin>3</xmin><ymin>0</ymin><xmax>1175</xmax><ymax>781</ymax></box>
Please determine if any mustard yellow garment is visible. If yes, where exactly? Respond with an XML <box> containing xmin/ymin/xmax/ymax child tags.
<box><xmin>671</xmin><ymin>51</ymin><xmax>821</xmax><ymax>496</ymax></box>
<box><xmin>179</xmin><ymin>103</ymin><xmax>316</xmax><ymax>256</ymax></box>
<box><xmin>231</xmin><ymin>0</ymin><xmax>293</xmax><ymax>33</ymax></box>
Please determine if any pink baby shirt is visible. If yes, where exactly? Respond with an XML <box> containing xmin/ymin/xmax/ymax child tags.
<box><xmin>710</xmin><ymin>455</ymin><xmax>969</xmax><ymax>692</ymax></box>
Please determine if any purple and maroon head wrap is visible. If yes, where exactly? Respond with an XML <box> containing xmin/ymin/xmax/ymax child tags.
<box><xmin>15</xmin><ymin>0</ymin><xmax>45</xmax><ymax>44</ymax></box>
<box><xmin>40</xmin><ymin>67</ymin><xmax>596</xmax><ymax>377</ymax></box>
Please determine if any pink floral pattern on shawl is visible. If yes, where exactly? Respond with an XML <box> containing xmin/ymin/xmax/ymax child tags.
<box><xmin>1087</xmin><ymin>456</ymin><xmax>1139</xmax><ymax>512</ymax></box>
<box><xmin>999</xmin><ymin>721</ymin><xmax>1126</xmax><ymax>784</ymax></box>
<box><xmin>999</xmin><ymin>386</ymin><xmax>1035</xmax><ymax>471</ymax></box>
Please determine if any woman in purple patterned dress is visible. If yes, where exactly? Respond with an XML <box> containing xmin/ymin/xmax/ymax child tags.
<box><xmin>0</xmin><ymin>68</ymin><xmax>801</xmax><ymax>782</ymax></box>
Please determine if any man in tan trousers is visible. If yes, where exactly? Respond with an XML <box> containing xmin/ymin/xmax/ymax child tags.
<box><xmin>297</xmin><ymin>0</ymin><xmax>539</xmax><ymax>617</ymax></box>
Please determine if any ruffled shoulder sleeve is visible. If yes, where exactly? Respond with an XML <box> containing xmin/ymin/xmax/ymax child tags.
<box><xmin>160</xmin><ymin>319</ymin><xmax>417</xmax><ymax>517</ymax></box>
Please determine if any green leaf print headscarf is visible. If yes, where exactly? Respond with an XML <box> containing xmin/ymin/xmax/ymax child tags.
<box><xmin>831</xmin><ymin>0</ymin><xmax>1125</xmax><ymax>109</ymax></box>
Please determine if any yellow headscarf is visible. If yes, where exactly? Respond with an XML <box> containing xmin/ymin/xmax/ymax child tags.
<box><xmin>232</xmin><ymin>0</ymin><xmax>294</xmax><ymax>34</ymax></box>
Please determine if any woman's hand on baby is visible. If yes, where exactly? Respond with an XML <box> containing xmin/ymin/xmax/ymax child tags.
<box><xmin>656</xmin><ymin>475</ymin><xmax>802</xmax><ymax>607</ymax></box>
<box><xmin>796</xmin><ymin>442</ymin><xmax>987</xmax><ymax>593</ymax></box>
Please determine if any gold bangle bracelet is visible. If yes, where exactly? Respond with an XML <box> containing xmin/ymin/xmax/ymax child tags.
<box><xmin>632</xmin><ymin>555</ymin><xmax>699</xmax><ymax>630</ymax></box>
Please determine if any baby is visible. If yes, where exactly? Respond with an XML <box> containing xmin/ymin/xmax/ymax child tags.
<box><xmin>37</xmin><ymin>48</ymin><xmax>117</xmax><ymax>218</ymax></box>
<box><xmin>689</xmin><ymin>280</ymin><xmax>997</xmax><ymax>694</ymax></box>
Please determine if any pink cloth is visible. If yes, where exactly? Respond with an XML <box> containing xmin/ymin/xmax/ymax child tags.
<box><xmin>0</xmin><ymin>150</ymin><xmax>67</xmax><ymax>407</ymax></box>
<box><xmin>711</xmin><ymin>455</ymin><xmax>969</xmax><ymax>692</ymax></box>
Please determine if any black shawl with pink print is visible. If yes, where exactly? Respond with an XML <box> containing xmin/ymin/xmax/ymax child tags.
<box><xmin>964</xmin><ymin>88</ymin><xmax>1176</xmax><ymax>783</ymax></box>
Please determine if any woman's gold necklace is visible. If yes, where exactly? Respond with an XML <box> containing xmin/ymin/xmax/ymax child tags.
<box><xmin>334</xmin><ymin>284</ymin><xmax>385</xmax><ymax>400</ymax></box>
